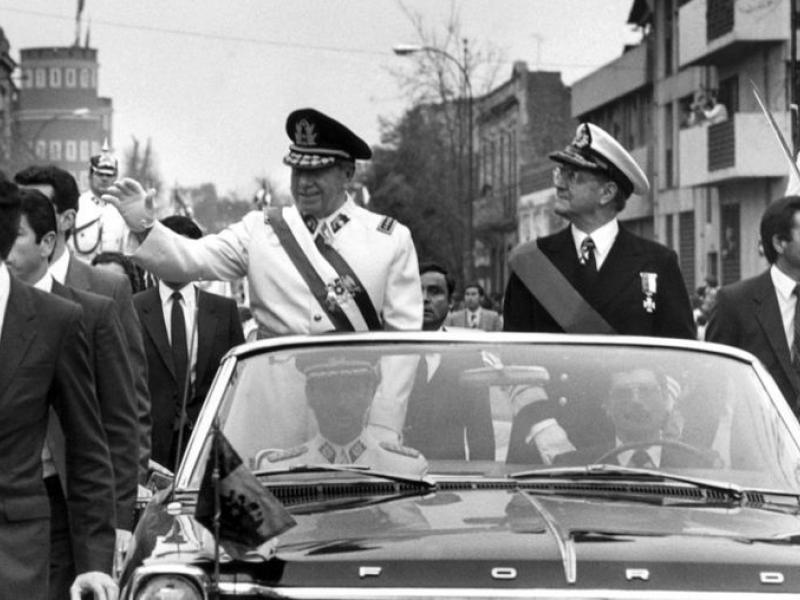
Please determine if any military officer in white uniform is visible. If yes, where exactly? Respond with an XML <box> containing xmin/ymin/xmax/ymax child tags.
<box><xmin>71</xmin><ymin>141</ymin><xmax>129</xmax><ymax>263</ymax></box>
<box><xmin>101</xmin><ymin>108</ymin><xmax>422</xmax><ymax>335</ymax></box>
<box><xmin>259</xmin><ymin>355</ymin><xmax>428</xmax><ymax>477</ymax></box>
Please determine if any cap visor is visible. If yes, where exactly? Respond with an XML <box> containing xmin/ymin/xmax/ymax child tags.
<box><xmin>548</xmin><ymin>150</ymin><xmax>602</xmax><ymax>171</ymax></box>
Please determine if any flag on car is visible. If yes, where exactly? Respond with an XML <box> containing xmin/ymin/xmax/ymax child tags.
<box><xmin>195</xmin><ymin>428</ymin><xmax>296</xmax><ymax>558</ymax></box>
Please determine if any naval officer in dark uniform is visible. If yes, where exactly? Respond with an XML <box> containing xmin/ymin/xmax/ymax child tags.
<box><xmin>503</xmin><ymin>122</ymin><xmax>695</xmax><ymax>339</ymax></box>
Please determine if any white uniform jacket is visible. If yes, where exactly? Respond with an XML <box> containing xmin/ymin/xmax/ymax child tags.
<box><xmin>132</xmin><ymin>198</ymin><xmax>422</xmax><ymax>335</ymax></box>
<box><xmin>71</xmin><ymin>190</ymin><xmax>130</xmax><ymax>263</ymax></box>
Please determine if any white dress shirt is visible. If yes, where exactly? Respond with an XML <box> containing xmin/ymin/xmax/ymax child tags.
<box><xmin>48</xmin><ymin>247</ymin><xmax>71</xmax><ymax>285</ymax></box>
<box><xmin>571</xmin><ymin>219</ymin><xmax>619</xmax><ymax>270</ymax></box>
<box><xmin>158</xmin><ymin>281</ymin><xmax>198</xmax><ymax>385</ymax></box>
<box><xmin>770</xmin><ymin>264</ymin><xmax>798</xmax><ymax>352</ymax></box>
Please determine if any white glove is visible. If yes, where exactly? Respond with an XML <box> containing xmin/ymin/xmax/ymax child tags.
<box><xmin>101</xmin><ymin>177</ymin><xmax>156</xmax><ymax>233</ymax></box>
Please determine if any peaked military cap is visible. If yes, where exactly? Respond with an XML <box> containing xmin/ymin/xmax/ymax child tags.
<box><xmin>283</xmin><ymin>108</ymin><xmax>372</xmax><ymax>170</ymax></box>
<box><xmin>295</xmin><ymin>351</ymin><xmax>378</xmax><ymax>381</ymax></box>
<box><xmin>549</xmin><ymin>122</ymin><xmax>649</xmax><ymax>197</ymax></box>
<box><xmin>90</xmin><ymin>139</ymin><xmax>118</xmax><ymax>176</ymax></box>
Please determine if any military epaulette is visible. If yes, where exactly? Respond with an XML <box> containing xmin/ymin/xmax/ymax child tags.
<box><xmin>379</xmin><ymin>441</ymin><xmax>421</xmax><ymax>459</ymax></box>
<box><xmin>265</xmin><ymin>445</ymin><xmax>308</xmax><ymax>462</ymax></box>
<box><xmin>377</xmin><ymin>216</ymin><xmax>396</xmax><ymax>235</ymax></box>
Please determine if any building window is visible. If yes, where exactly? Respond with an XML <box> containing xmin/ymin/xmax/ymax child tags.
<box><xmin>90</xmin><ymin>69</ymin><xmax>97</xmax><ymax>88</ymax></box>
<box><xmin>49</xmin><ymin>68</ymin><xmax>61</xmax><ymax>88</ymax></box>
<box><xmin>49</xmin><ymin>140</ymin><xmax>62</xmax><ymax>161</ymax></box>
<box><xmin>65</xmin><ymin>68</ymin><xmax>77</xmax><ymax>88</ymax></box>
<box><xmin>90</xmin><ymin>140</ymin><xmax>100</xmax><ymax>156</ymax></box>
<box><xmin>35</xmin><ymin>68</ymin><xmax>46</xmax><ymax>88</ymax></box>
<box><xmin>79</xmin><ymin>170</ymin><xmax>89</xmax><ymax>190</ymax></box>
<box><xmin>79</xmin><ymin>140</ymin><xmax>90</xmax><ymax>161</ymax></box>
<box><xmin>35</xmin><ymin>140</ymin><xmax>47</xmax><ymax>159</ymax></box>
<box><xmin>22</xmin><ymin>69</ymin><xmax>33</xmax><ymax>89</ymax></box>
<box><xmin>79</xmin><ymin>68</ymin><xmax>90</xmax><ymax>88</ymax></box>
<box><xmin>65</xmin><ymin>140</ymin><xmax>78</xmax><ymax>162</ymax></box>
<box><xmin>102</xmin><ymin>114</ymin><xmax>110</xmax><ymax>131</ymax></box>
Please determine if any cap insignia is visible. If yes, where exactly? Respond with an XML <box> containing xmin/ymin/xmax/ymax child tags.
<box><xmin>573</xmin><ymin>124</ymin><xmax>592</xmax><ymax>150</ymax></box>
<box><xmin>295</xmin><ymin>118</ymin><xmax>318</xmax><ymax>147</ymax></box>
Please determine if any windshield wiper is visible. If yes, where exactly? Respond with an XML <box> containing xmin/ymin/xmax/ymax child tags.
<box><xmin>510</xmin><ymin>464</ymin><xmax>744</xmax><ymax>501</ymax></box>
<box><xmin>254</xmin><ymin>463</ymin><xmax>436</xmax><ymax>489</ymax></box>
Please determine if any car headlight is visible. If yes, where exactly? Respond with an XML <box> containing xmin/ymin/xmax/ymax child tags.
<box><xmin>135</xmin><ymin>575</ymin><xmax>203</xmax><ymax>600</ymax></box>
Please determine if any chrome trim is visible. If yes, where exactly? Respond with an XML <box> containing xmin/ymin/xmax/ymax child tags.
<box><xmin>625</xmin><ymin>568</ymin><xmax>650</xmax><ymax>581</ymax></box>
<box><xmin>359</xmin><ymin>566</ymin><xmax>382</xmax><ymax>578</ymax></box>
<box><xmin>524</xmin><ymin>494</ymin><xmax>577</xmax><ymax>585</ymax></box>
<box><xmin>490</xmin><ymin>567</ymin><xmax>517</xmax><ymax>580</ymax></box>
<box><xmin>124</xmin><ymin>564</ymin><xmax>209</xmax><ymax>600</ymax></box>
<box><xmin>215</xmin><ymin>584</ymin><xmax>798</xmax><ymax>599</ymax></box>
<box><xmin>759</xmin><ymin>572</ymin><xmax>784</xmax><ymax>585</ymax></box>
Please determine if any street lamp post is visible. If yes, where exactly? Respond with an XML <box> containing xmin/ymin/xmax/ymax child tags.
<box><xmin>393</xmin><ymin>41</ymin><xmax>475</xmax><ymax>284</ymax></box>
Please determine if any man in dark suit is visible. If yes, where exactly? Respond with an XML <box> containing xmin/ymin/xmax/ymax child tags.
<box><xmin>134</xmin><ymin>215</ymin><xmax>244</xmax><ymax>468</ymax></box>
<box><xmin>14</xmin><ymin>165</ymin><xmax>152</xmax><ymax>484</ymax></box>
<box><xmin>0</xmin><ymin>181</ymin><xmax>117</xmax><ymax>599</ymax></box>
<box><xmin>404</xmin><ymin>263</ymin><xmax>495</xmax><ymax>460</ymax></box>
<box><xmin>503</xmin><ymin>123</ymin><xmax>695</xmax><ymax>339</ymax></box>
<box><xmin>707</xmin><ymin>196</ymin><xmax>800</xmax><ymax>415</ymax></box>
<box><xmin>6</xmin><ymin>189</ymin><xmax>139</xmax><ymax>597</ymax></box>
<box><xmin>446</xmin><ymin>282</ymin><xmax>502</xmax><ymax>331</ymax></box>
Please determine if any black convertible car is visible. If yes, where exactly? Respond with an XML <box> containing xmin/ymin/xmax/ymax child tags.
<box><xmin>122</xmin><ymin>332</ymin><xmax>800</xmax><ymax>599</ymax></box>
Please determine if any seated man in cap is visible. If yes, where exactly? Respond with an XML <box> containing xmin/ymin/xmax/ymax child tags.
<box><xmin>71</xmin><ymin>140</ymin><xmax>130</xmax><ymax>263</ymax></box>
<box><xmin>503</xmin><ymin>122</ymin><xmax>695</xmax><ymax>339</ymax></box>
<box><xmin>102</xmin><ymin>108</ymin><xmax>421</xmax><ymax>338</ymax></box>
<box><xmin>259</xmin><ymin>354</ymin><xmax>428</xmax><ymax>477</ymax></box>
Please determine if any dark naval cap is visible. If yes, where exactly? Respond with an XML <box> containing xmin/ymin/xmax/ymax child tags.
<box><xmin>549</xmin><ymin>122</ymin><xmax>649</xmax><ymax>197</ymax></box>
<box><xmin>283</xmin><ymin>108</ymin><xmax>372</xmax><ymax>170</ymax></box>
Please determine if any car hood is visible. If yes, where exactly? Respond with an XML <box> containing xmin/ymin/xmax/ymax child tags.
<box><xmin>125</xmin><ymin>486</ymin><xmax>800</xmax><ymax>592</ymax></box>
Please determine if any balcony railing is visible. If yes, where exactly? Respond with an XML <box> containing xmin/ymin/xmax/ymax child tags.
<box><xmin>679</xmin><ymin>0</ymin><xmax>788</xmax><ymax>67</ymax></box>
<box><xmin>679</xmin><ymin>111</ymin><xmax>789</xmax><ymax>186</ymax></box>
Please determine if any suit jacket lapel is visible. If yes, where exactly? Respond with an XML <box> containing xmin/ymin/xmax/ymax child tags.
<box><xmin>194</xmin><ymin>291</ymin><xmax>220</xmax><ymax>382</ymax></box>
<box><xmin>541</xmin><ymin>228</ymin><xmax>583</xmax><ymax>290</ymax></box>
<box><xmin>591</xmin><ymin>228</ymin><xmax>647</xmax><ymax>310</ymax></box>
<box><xmin>752</xmin><ymin>272</ymin><xmax>800</xmax><ymax>392</ymax></box>
<box><xmin>64</xmin><ymin>254</ymin><xmax>90</xmax><ymax>289</ymax></box>
<box><xmin>140</xmin><ymin>287</ymin><xmax>176</xmax><ymax>380</ymax></box>
<box><xmin>0</xmin><ymin>277</ymin><xmax>38</xmax><ymax>400</ymax></box>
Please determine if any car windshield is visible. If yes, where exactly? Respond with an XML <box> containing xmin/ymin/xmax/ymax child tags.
<box><xmin>185</xmin><ymin>340</ymin><xmax>800</xmax><ymax>493</ymax></box>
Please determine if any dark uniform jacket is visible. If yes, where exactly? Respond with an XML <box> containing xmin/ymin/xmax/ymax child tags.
<box><xmin>0</xmin><ymin>276</ymin><xmax>115</xmax><ymax>598</ymax></box>
<box><xmin>134</xmin><ymin>286</ymin><xmax>244</xmax><ymax>467</ymax></box>
<box><xmin>503</xmin><ymin>226</ymin><xmax>695</xmax><ymax>339</ymax></box>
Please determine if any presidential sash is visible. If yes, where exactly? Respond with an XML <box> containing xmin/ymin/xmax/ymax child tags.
<box><xmin>508</xmin><ymin>242</ymin><xmax>615</xmax><ymax>334</ymax></box>
<box><xmin>266</xmin><ymin>207</ymin><xmax>381</xmax><ymax>332</ymax></box>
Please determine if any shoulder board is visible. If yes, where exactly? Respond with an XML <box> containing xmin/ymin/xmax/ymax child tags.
<box><xmin>379</xmin><ymin>441</ymin><xmax>421</xmax><ymax>459</ymax></box>
<box><xmin>265</xmin><ymin>445</ymin><xmax>308</xmax><ymax>462</ymax></box>
<box><xmin>377</xmin><ymin>216</ymin><xmax>396</xmax><ymax>235</ymax></box>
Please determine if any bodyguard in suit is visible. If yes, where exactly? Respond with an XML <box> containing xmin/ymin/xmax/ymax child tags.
<box><xmin>134</xmin><ymin>215</ymin><xmax>244</xmax><ymax>468</ymax></box>
<box><xmin>0</xmin><ymin>182</ymin><xmax>117</xmax><ymax>600</ymax></box>
<box><xmin>503</xmin><ymin>123</ymin><xmax>695</xmax><ymax>339</ymax></box>
<box><xmin>446</xmin><ymin>282</ymin><xmax>502</xmax><ymax>331</ymax></box>
<box><xmin>14</xmin><ymin>165</ymin><xmax>152</xmax><ymax>483</ymax></box>
<box><xmin>404</xmin><ymin>263</ymin><xmax>495</xmax><ymax>460</ymax></box>
<box><xmin>6</xmin><ymin>189</ymin><xmax>139</xmax><ymax>597</ymax></box>
<box><xmin>707</xmin><ymin>196</ymin><xmax>800</xmax><ymax>415</ymax></box>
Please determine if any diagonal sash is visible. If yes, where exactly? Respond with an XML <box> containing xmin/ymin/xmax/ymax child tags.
<box><xmin>313</xmin><ymin>235</ymin><xmax>382</xmax><ymax>330</ymax></box>
<box><xmin>508</xmin><ymin>242</ymin><xmax>616</xmax><ymax>334</ymax></box>
<box><xmin>267</xmin><ymin>207</ymin><xmax>354</xmax><ymax>332</ymax></box>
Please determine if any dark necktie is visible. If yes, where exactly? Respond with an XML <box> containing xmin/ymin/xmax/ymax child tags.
<box><xmin>630</xmin><ymin>448</ymin><xmax>654</xmax><ymax>468</ymax></box>
<box><xmin>793</xmin><ymin>285</ymin><xmax>800</xmax><ymax>372</ymax></box>
<box><xmin>171</xmin><ymin>291</ymin><xmax>188</xmax><ymax>404</ymax></box>
<box><xmin>579</xmin><ymin>237</ymin><xmax>597</xmax><ymax>270</ymax></box>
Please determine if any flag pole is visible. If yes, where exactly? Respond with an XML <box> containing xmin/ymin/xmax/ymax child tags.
<box><xmin>750</xmin><ymin>79</ymin><xmax>800</xmax><ymax>180</ymax></box>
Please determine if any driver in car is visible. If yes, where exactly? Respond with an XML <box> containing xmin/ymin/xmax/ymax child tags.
<box><xmin>261</xmin><ymin>355</ymin><xmax>429</xmax><ymax>477</ymax></box>
<box><xmin>551</xmin><ymin>367</ymin><xmax>716</xmax><ymax>468</ymax></box>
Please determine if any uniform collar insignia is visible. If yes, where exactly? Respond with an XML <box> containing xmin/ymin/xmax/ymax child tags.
<box><xmin>319</xmin><ymin>441</ymin><xmax>336</xmax><ymax>463</ymax></box>
<box><xmin>295</xmin><ymin>118</ymin><xmax>318</xmax><ymax>147</ymax></box>
<box><xmin>348</xmin><ymin>438</ymin><xmax>366</xmax><ymax>462</ymax></box>
<box><xmin>330</xmin><ymin>213</ymin><xmax>350</xmax><ymax>234</ymax></box>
